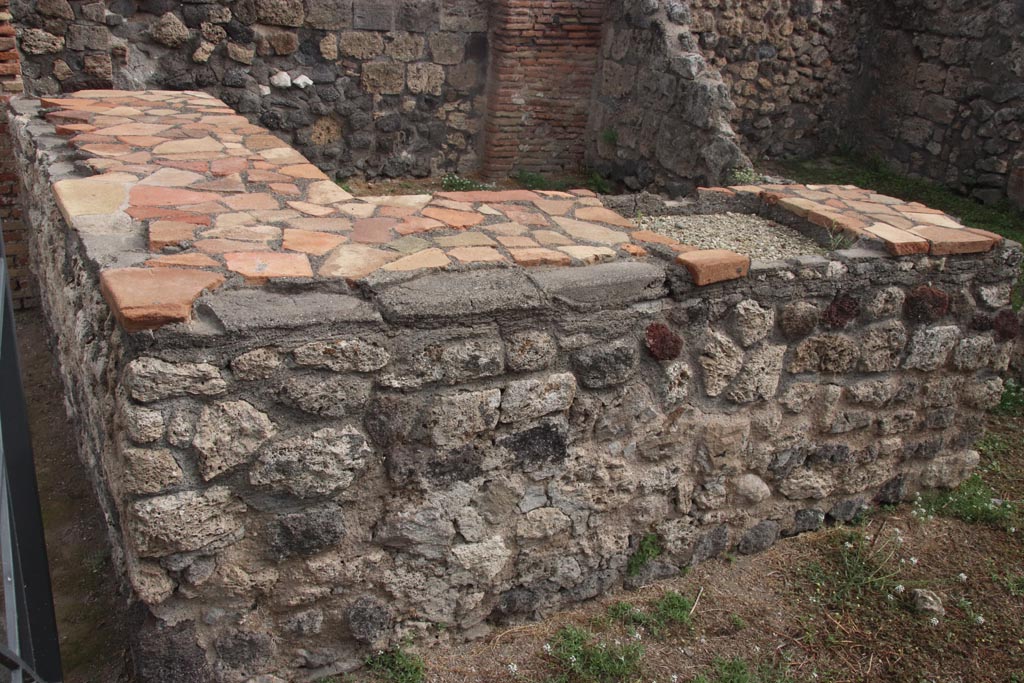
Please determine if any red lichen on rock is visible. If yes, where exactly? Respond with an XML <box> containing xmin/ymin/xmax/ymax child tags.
<box><xmin>822</xmin><ymin>294</ymin><xmax>861</xmax><ymax>329</ymax></box>
<box><xmin>904</xmin><ymin>285</ymin><xmax>950</xmax><ymax>322</ymax></box>
<box><xmin>645</xmin><ymin>322</ymin><xmax>684</xmax><ymax>360</ymax></box>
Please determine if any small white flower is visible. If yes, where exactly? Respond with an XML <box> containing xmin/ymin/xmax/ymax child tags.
<box><xmin>886</xmin><ymin>594</ymin><xmax>895</xmax><ymax>601</ymax></box>
<box><xmin>507</xmin><ymin>663</ymin><xmax>518</xmax><ymax>674</ymax></box>
<box><xmin>632</xmin><ymin>631</ymin><xmax>642</xmax><ymax>641</ymax></box>
<box><xmin>569</xmin><ymin>655</ymin><xmax>577</xmax><ymax>664</ymax></box>
<box><xmin>543</xmin><ymin>643</ymin><xmax>552</xmax><ymax>654</ymax></box>
<box><xmin>671</xmin><ymin>676</ymin><xmax>679</xmax><ymax>683</ymax></box>
<box><xmin>894</xmin><ymin>584</ymin><xmax>905</xmax><ymax>594</ymax></box>
<box><xmin>909</xmin><ymin>557</ymin><xmax>918</xmax><ymax>566</ymax></box>
<box><xmin>929</xmin><ymin>617</ymin><xmax>939</xmax><ymax>626</ymax></box>
<box><xmin>957</xmin><ymin>573</ymin><xmax>968</xmax><ymax>583</ymax></box>
<box><xmin>975</xmin><ymin>615</ymin><xmax>985</xmax><ymax>625</ymax></box>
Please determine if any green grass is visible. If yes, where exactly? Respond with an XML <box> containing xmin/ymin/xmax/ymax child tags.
<box><xmin>994</xmin><ymin>379</ymin><xmax>1024</xmax><ymax>417</ymax></box>
<box><xmin>543</xmin><ymin>626</ymin><xmax>643</xmax><ymax>683</ymax></box>
<box><xmin>600</xmin><ymin>128</ymin><xmax>618</xmax><ymax>146</ymax></box>
<box><xmin>780</xmin><ymin>155</ymin><xmax>1024</xmax><ymax>244</ymax></box>
<box><xmin>606</xmin><ymin>591</ymin><xmax>693</xmax><ymax>638</ymax></box>
<box><xmin>440</xmin><ymin>173</ymin><xmax>494</xmax><ymax>192</ymax></box>
<box><xmin>691</xmin><ymin>657</ymin><xmax>796</xmax><ymax>683</ymax></box>
<box><xmin>366</xmin><ymin>648</ymin><xmax>425</xmax><ymax>683</ymax></box>
<box><xmin>510</xmin><ymin>169</ymin><xmax>613</xmax><ymax>195</ymax></box>
<box><xmin>626</xmin><ymin>533</ymin><xmax>663</xmax><ymax>577</ymax></box>
<box><xmin>805</xmin><ymin>530</ymin><xmax>901</xmax><ymax>609</ymax></box>
<box><xmin>916</xmin><ymin>473</ymin><xmax>1019</xmax><ymax>530</ymax></box>
<box><xmin>998</xmin><ymin>573</ymin><xmax>1024</xmax><ymax>597</ymax></box>
<box><xmin>726</xmin><ymin>166</ymin><xmax>761</xmax><ymax>185</ymax></box>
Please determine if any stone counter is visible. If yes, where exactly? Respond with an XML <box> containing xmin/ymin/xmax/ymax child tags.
<box><xmin>8</xmin><ymin>90</ymin><xmax>1022</xmax><ymax>682</ymax></box>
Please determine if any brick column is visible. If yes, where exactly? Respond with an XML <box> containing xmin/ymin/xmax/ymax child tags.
<box><xmin>481</xmin><ymin>0</ymin><xmax>605</xmax><ymax>180</ymax></box>
<box><xmin>0</xmin><ymin>0</ymin><xmax>32</xmax><ymax>309</ymax></box>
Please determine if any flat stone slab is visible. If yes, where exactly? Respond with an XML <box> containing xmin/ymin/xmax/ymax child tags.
<box><xmin>28</xmin><ymin>90</ymin><xmax>1004</xmax><ymax>332</ymax></box>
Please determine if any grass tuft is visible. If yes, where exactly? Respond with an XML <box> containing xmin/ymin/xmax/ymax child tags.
<box><xmin>626</xmin><ymin>533</ymin><xmax>663</xmax><ymax>577</ymax></box>
<box><xmin>994</xmin><ymin>379</ymin><xmax>1024</xmax><ymax>417</ymax></box>
<box><xmin>606</xmin><ymin>591</ymin><xmax>693</xmax><ymax>638</ymax></box>
<box><xmin>692</xmin><ymin>657</ymin><xmax>796</xmax><ymax>683</ymax></box>
<box><xmin>366</xmin><ymin>647</ymin><xmax>425</xmax><ymax>683</ymax></box>
<box><xmin>543</xmin><ymin>626</ymin><xmax>643</xmax><ymax>683</ymax></box>
<box><xmin>916</xmin><ymin>474</ymin><xmax>1019</xmax><ymax>530</ymax></box>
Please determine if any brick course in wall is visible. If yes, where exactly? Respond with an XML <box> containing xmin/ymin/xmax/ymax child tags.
<box><xmin>482</xmin><ymin>0</ymin><xmax>605</xmax><ymax>179</ymax></box>
<box><xmin>0</xmin><ymin>0</ymin><xmax>31</xmax><ymax>308</ymax></box>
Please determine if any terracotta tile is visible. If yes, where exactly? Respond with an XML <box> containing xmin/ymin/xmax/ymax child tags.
<box><xmin>352</xmin><ymin>217</ymin><xmax>398</xmax><ymax>243</ymax></box>
<box><xmin>282</xmin><ymin>229</ymin><xmax>346</xmax><ymax>255</ymax></box>
<box><xmin>92</xmin><ymin>122</ymin><xmax>173</xmax><ymax>137</ymax></box>
<box><xmin>447</xmin><ymin>246</ymin><xmax>506</xmax><ymax>263</ymax></box>
<box><xmin>193</xmin><ymin>174</ymin><xmax>246</xmax><ymax>193</ymax></box>
<box><xmin>630</xmin><ymin>229</ymin><xmax>680</xmax><ymax>247</ymax></box>
<box><xmin>223</xmin><ymin>193</ymin><xmax>280</xmax><ymax>211</ymax></box>
<box><xmin>532</xmin><ymin>199</ymin><xmax>575</xmax><ymax>215</ymax></box>
<box><xmin>55</xmin><ymin>123</ymin><xmax>97</xmax><ymax>136</ymax></box>
<box><xmin>269</xmin><ymin>183</ymin><xmax>301</xmax><ymax>196</ymax></box>
<box><xmin>211</xmin><ymin>157</ymin><xmax>249</xmax><ymax>176</ymax></box>
<box><xmin>287</xmin><ymin>217</ymin><xmax>353</xmax><ymax>233</ymax></box>
<box><xmin>149</xmin><ymin>221</ymin><xmax>198</xmax><ymax>250</ymax></box>
<box><xmin>508</xmin><ymin>248</ymin><xmax>572</xmax><ymax>267</ymax></box>
<box><xmin>381</xmin><ymin>248</ymin><xmax>451</xmax><ymax>272</ymax></box>
<box><xmin>319</xmin><ymin>244</ymin><xmax>398</xmax><ymax>280</ymax></box>
<box><xmin>497</xmin><ymin>235</ymin><xmax>539</xmax><ymax>248</ymax></box>
<box><xmin>99</xmin><ymin>267</ymin><xmax>224</xmax><ymax>331</ymax></box>
<box><xmin>53</xmin><ymin>178</ymin><xmax>128</xmax><ymax>217</ymax></box>
<box><xmin>155</xmin><ymin>159</ymin><xmax>209</xmax><ymax>173</ymax></box>
<box><xmin>553</xmin><ymin>216</ymin><xmax>629</xmax><ymax>245</ymax></box>
<box><xmin>361</xmin><ymin>194</ymin><xmax>433</xmax><ymax>209</ymax></box>
<box><xmin>201</xmin><ymin>225</ymin><xmax>281</xmax><ymax>242</ymax></box>
<box><xmin>421</xmin><ymin>206</ymin><xmax>485</xmax><ymax>229</ymax></box>
<box><xmin>117</xmin><ymin>135</ymin><xmax>171</xmax><ymax>147</ymax></box>
<box><xmin>434</xmin><ymin>232</ymin><xmax>496</xmax><ymax>247</ymax></box>
<box><xmin>533</xmin><ymin>230</ymin><xmax>574</xmax><ymax>246</ymax></box>
<box><xmin>431</xmin><ymin>198</ymin><xmax>476</xmax><ymax>212</ymax></box>
<box><xmin>903</xmin><ymin>212</ymin><xmax>962</xmax><ymax>229</ymax></box>
<box><xmin>138</xmin><ymin>167</ymin><xmax>205</xmax><ymax>187</ymax></box>
<box><xmin>620</xmin><ymin>243</ymin><xmax>649</xmax><ymax>257</ymax></box>
<box><xmin>676</xmin><ymin>249</ymin><xmax>750</xmax><ymax>286</ymax></box>
<box><xmin>574</xmin><ymin>206</ymin><xmax>635</xmax><ymax>229</ymax></box>
<box><xmin>776</xmin><ymin>197</ymin><xmax>823</xmax><ymax>218</ymax></box>
<box><xmin>126</xmin><ymin>206</ymin><xmax>212</xmax><ymax>224</ymax></box>
<box><xmin>194</xmin><ymin>238</ymin><xmax>273</xmax><ymax>254</ymax></box>
<box><xmin>497</xmin><ymin>206</ymin><xmax>549</xmax><ymax>226</ymax></box>
<box><xmin>306</xmin><ymin>180</ymin><xmax>353</xmax><ymax>204</ymax></box>
<box><xmin>130</xmin><ymin>186</ymin><xmax>220</xmax><ymax>207</ymax></box>
<box><xmin>224</xmin><ymin>252</ymin><xmax>313</xmax><ymax>283</ymax></box>
<box><xmin>387</xmin><ymin>236</ymin><xmax>431</xmax><ymax>254</ymax></box>
<box><xmin>378</xmin><ymin>205</ymin><xmax>418</xmax><ymax>218</ymax></box>
<box><xmin>483</xmin><ymin>221</ymin><xmax>528</xmax><ymax>236</ymax></box>
<box><xmin>864</xmin><ymin>222</ymin><xmax>930</xmax><ymax>256</ymax></box>
<box><xmin>152</xmin><ymin>136</ymin><xmax>224</xmax><ymax>154</ymax></box>
<box><xmin>435</xmin><ymin>190</ymin><xmax>540</xmax><ymax>203</ymax></box>
<box><xmin>287</xmin><ymin>200</ymin><xmax>336</xmax><ymax>217</ymax></box>
<box><xmin>569</xmin><ymin>188</ymin><xmax>596</xmax><ymax>197</ymax></box>
<box><xmin>559</xmin><ymin>245</ymin><xmax>617</xmax><ymax>264</ymax></box>
<box><xmin>81</xmin><ymin>142</ymin><xmax>135</xmax><ymax>157</ymax></box>
<box><xmin>279</xmin><ymin>163</ymin><xmax>328</xmax><ymax>179</ymax></box>
<box><xmin>911</xmin><ymin>225</ymin><xmax>996</xmax><ymax>255</ymax></box>
<box><xmin>537</xmin><ymin>190</ymin><xmax>576</xmax><ymax>198</ymax></box>
<box><xmin>396</xmin><ymin>216</ymin><xmax>445</xmax><ymax>235</ymax></box>
<box><xmin>248</xmin><ymin>169</ymin><xmax>291</xmax><ymax>183</ymax></box>
<box><xmin>337</xmin><ymin>203</ymin><xmax>378</xmax><ymax>219</ymax></box>
<box><xmin>145</xmin><ymin>253</ymin><xmax>221</xmax><ymax>269</ymax></box>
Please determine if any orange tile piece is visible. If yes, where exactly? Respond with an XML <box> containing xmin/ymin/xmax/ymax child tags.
<box><xmin>620</xmin><ymin>243</ymin><xmax>649</xmax><ymax>257</ymax></box>
<box><xmin>149</xmin><ymin>221</ymin><xmax>198</xmax><ymax>250</ymax></box>
<box><xmin>421</xmin><ymin>206</ymin><xmax>485</xmax><ymax>229</ymax></box>
<box><xmin>508</xmin><ymin>248</ymin><xmax>572</xmax><ymax>267</ymax></box>
<box><xmin>910</xmin><ymin>225</ymin><xmax>996</xmax><ymax>255</ymax></box>
<box><xmin>630</xmin><ymin>229</ymin><xmax>679</xmax><ymax>246</ymax></box>
<box><xmin>864</xmin><ymin>222</ymin><xmax>930</xmax><ymax>256</ymax></box>
<box><xmin>99</xmin><ymin>267</ymin><xmax>224</xmax><ymax>331</ymax></box>
<box><xmin>282</xmin><ymin>229</ymin><xmax>347</xmax><ymax>255</ymax></box>
<box><xmin>145</xmin><ymin>253</ymin><xmax>221</xmax><ymax>269</ymax></box>
<box><xmin>676</xmin><ymin>249</ymin><xmax>750</xmax><ymax>286</ymax></box>
<box><xmin>435</xmin><ymin>190</ymin><xmax>540</xmax><ymax>202</ymax></box>
<box><xmin>381</xmin><ymin>248</ymin><xmax>451</xmax><ymax>272</ymax></box>
<box><xmin>224</xmin><ymin>252</ymin><xmax>313</xmax><ymax>283</ymax></box>
<box><xmin>447</xmin><ymin>246</ymin><xmax>506</xmax><ymax>263</ymax></box>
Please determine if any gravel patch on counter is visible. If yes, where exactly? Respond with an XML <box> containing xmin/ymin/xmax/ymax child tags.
<box><xmin>639</xmin><ymin>212</ymin><xmax>828</xmax><ymax>260</ymax></box>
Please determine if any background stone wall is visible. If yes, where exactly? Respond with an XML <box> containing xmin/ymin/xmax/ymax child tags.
<box><xmin>853</xmin><ymin>0</ymin><xmax>1024</xmax><ymax>207</ymax></box>
<box><xmin>586</xmin><ymin>0</ymin><xmax>749</xmax><ymax>195</ymax></box>
<box><xmin>688</xmin><ymin>0</ymin><xmax>864</xmax><ymax>161</ymax></box>
<box><xmin>481</xmin><ymin>0</ymin><xmax>604</xmax><ymax>179</ymax></box>
<box><xmin>11</xmin><ymin>0</ymin><xmax>491</xmax><ymax>179</ymax></box>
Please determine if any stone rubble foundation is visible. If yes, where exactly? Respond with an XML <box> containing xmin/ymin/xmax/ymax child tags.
<box><xmin>8</xmin><ymin>91</ymin><xmax>1022</xmax><ymax>682</ymax></box>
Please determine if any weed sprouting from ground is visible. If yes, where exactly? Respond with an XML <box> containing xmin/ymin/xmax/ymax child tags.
<box><xmin>440</xmin><ymin>173</ymin><xmax>494</xmax><ymax>192</ymax></box>
<box><xmin>994</xmin><ymin>379</ymin><xmax>1024</xmax><ymax>417</ymax></box>
<box><xmin>726</xmin><ymin>166</ymin><xmax>761</xmax><ymax>185</ymax></box>
<box><xmin>541</xmin><ymin>626</ymin><xmax>643</xmax><ymax>683</ymax></box>
<box><xmin>606</xmin><ymin>591</ymin><xmax>693</xmax><ymax>638</ymax></box>
<box><xmin>626</xmin><ymin>533</ymin><xmax>663</xmax><ymax>577</ymax></box>
<box><xmin>691</xmin><ymin>657</ymin><xmax>796</xmax><ymax>683</ymax></box>
<box><xmin>805</xmin><ymin>529</ymin><xmax>904</xmax><ymax>609</ymax></box>
<box><xmin>915</xmin><ymin>475</ymin><xmax>1019</xmax><ymax>530</ymax></box>
<box><xmin>365</xmin><ymin>647</ymin><xmax>425</xmax><ymax>683</ymax></box>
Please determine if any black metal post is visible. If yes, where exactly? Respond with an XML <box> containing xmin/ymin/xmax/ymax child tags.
<box><xmin>0</xmin><ymin>229</ymin><xmax>63</xmax><ymax>682</ymax></box>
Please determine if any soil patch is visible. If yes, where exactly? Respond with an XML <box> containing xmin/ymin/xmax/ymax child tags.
<box><xmin>640</xmin><ymin>212</ymin><xmax>827</xmax><ymax>260</ymax></box>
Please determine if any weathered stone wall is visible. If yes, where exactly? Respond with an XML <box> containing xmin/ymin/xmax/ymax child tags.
<box><xmin>481</xmin><ymin>0</ymin><xmax>605</xmax><ymax>179</ymax></box>
<box><xmin>0</xmin><ymin>0</ymin><xmax>32</xmax><ymax>308</ymax></box>
<box><xmin>587</xmin><ymin>0</ymin><xmax>749</xmax><ymax>195</ymax></box>
<box><xmin>12</xmin><ymin>90</ymin><xmax>1023</xmax><ymax>681</ymax></box>
<box><xmin>11</xmin><ymin>0</ymin><xmax>490</xmax><ymax>179</ymax></box>
<box><xmin>688</xmin><ymin>0</ymin><xmax>865</xmax><ymax>160</ymax></box>
<box><xmin>853</xmin><ymin>0</ymin><xmax>1024</xmax><ymax>207</ymax></box>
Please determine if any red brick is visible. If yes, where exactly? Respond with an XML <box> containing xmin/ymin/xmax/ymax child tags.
<box><xmin>676</xmin><ymin>249</ymin><xmax>750</xmax><ymax>286</ymax></box>
<box><xmin>99</xmin><ymin>267</ymin><xmax>224</xmax><ymax>331</ymax></box>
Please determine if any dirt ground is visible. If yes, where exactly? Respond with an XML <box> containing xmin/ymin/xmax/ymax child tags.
<box><xmin>14</xmin><ymin>310</ymin><xmax>131</xmax><ymax>683</ymax></box>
